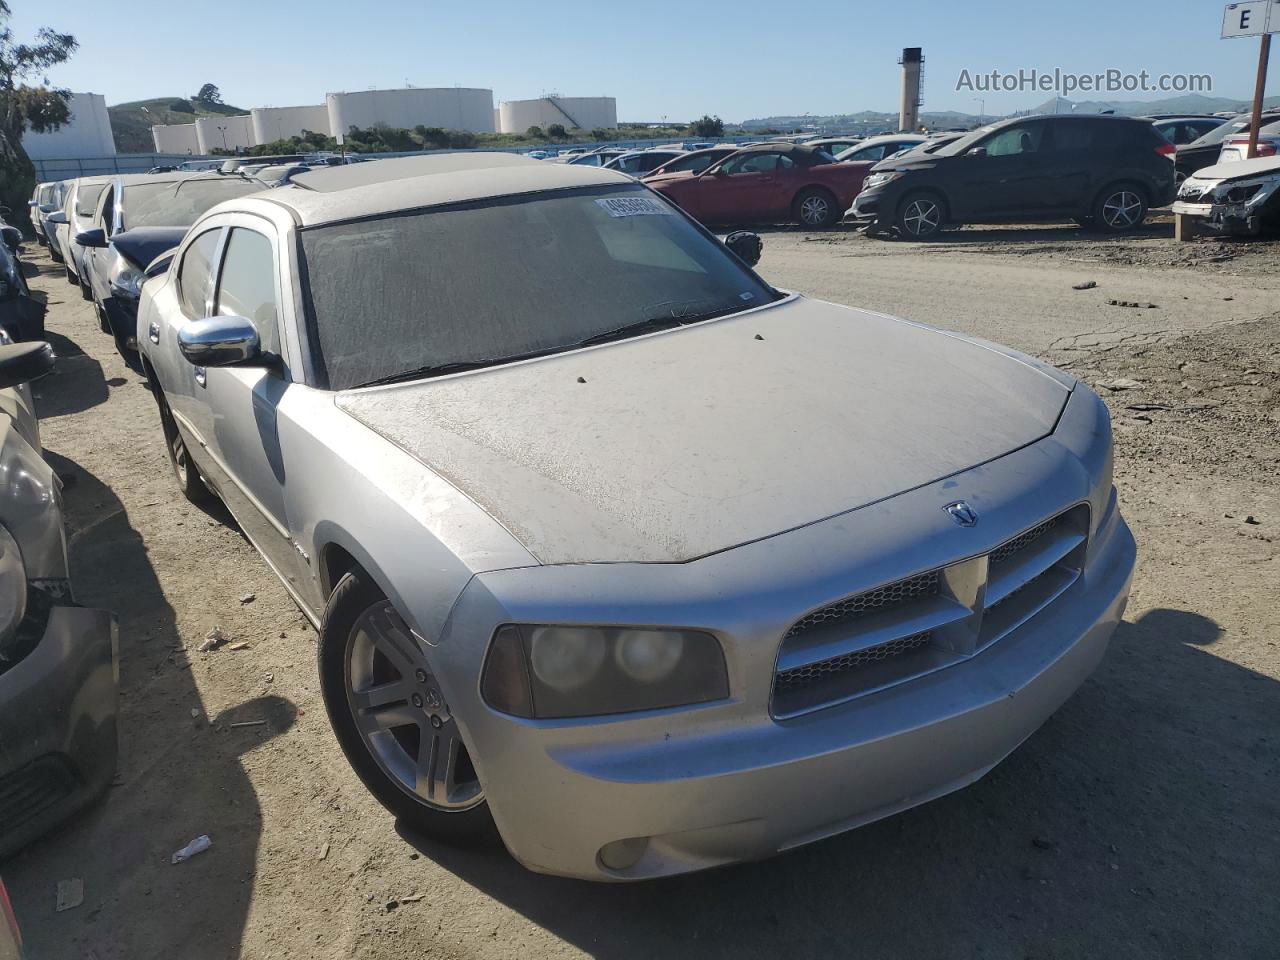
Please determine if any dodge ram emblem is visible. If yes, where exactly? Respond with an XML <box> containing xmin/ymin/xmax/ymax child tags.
<box><xmin>944</xmin><ymin>500</ymin><xmax>979</xmax><ymax>527</ymax></box>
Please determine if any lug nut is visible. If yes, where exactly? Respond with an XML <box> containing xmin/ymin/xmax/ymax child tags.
<box><xmin>415</xmin><ymin>669</ymin><xmax>428</xmax><ymax>683</ymax></box>
<box><xmin>430</xmin><ymin>715</ymin><xmax>443</xmax><ymax>729</ymax></box>
<box><xmin>411</xmin><ymin>693</ymin><xmax>424</xmax><ymax>708</ymax></box>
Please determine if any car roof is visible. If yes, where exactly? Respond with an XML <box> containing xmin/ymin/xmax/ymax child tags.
<box><xmin>266</xmin><ymin>152</ymin><xmax>633</xmax><ymax>226</ymax></box>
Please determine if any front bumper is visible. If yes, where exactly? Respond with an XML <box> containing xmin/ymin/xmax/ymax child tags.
<box><xmin>846</xmin><ymin>186</ymin><xmax>887</xmax><ymax>222</ymax></box>
<box><xmin>438</xmin><ymin>421</ymin><xmax>1133</xmax><ymax>881</ymax></box>
<box><xmin>1173</xmin><ymin>199</ymin><xmax>1265</xmax><ymax>236</ymax></box>
<box><xmin>0</xmin><ymin>297</ymin><xmax>46</xmax><ymax>343</ymax></box>
<box><xmin>102</xmin><ymin>297</ymin><xmax>143</xmax><ymax>373</ymax></box>
<box><xmin>0</xmin><ymin>605</ymin><xmax>119</xmax><ymax>860</ymax></box>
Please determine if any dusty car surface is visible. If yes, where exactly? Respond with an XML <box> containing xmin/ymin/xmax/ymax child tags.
<box><xmin>136</xmin><ymin>152</ymin><xmax>1135</xmax><ymax>881</ymax></box>
<box><xmin>1173</xmin><ymin>154</ymin><xmax>1280</xmax><ymax>236</ymax></box>
<box><xmin>0</xmin><ymin>338</ymin><xmax>119</xmax><ymax>860</ymax></box>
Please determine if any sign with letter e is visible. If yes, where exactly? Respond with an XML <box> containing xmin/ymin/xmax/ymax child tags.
<box><xmin>1222</xmin><ymin>0</ymin><xmax>1278</xmax><ymax>37</ymax></box>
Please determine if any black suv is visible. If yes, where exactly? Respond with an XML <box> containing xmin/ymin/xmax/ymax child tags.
<box><xmin>848</xmin><ymin>115</ymin><xmax>1177</xmax><ymax>239</ymax></box>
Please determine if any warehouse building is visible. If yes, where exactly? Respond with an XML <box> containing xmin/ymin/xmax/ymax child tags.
<box><xmin>194</xmin><ymin>114</ymin><xmax>255</xmax><ymax>154</ymax></box>
<box><xmin>326</xmin><ymin>87</ymin><xmax>495</xmax><ymax>135</ymax></box>
<box><xmin>497</xmin><ymin>97</ymin><xmax>616</xmax><ymax>134</ymax></box>
<box><xmin>151</xmin><ymin>122</ymin><xmax>201</xmax><ymax>154</ymax></box>
<box><xmin>23</xmin><ymin>92</ymin><xmax>115</xmax><ymax>160</ymax></box>
<box><xmin>251</xmin><ymin>104</ymin><xmax>332</xmax><ymax>144</ymax></box>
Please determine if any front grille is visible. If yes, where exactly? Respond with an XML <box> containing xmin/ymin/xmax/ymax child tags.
<box><xmin>0</xmin><ymin>756</ymin><xmax>77</xmax><ymax>838</ymax></box>
<box><xmin>771</xmin><ymin>505</ymin><xmax>1090</xmax><ymax>719</ymax></box>
<box><xmin>775</xmin><ymin>631</ymin><xmax>932</xmax><ymax>691</ymax></box>
<box><xmin>990</xmin><ymin>515</ymin><xmax>1059</xmax><ymax>567</ymax></box>
<box><xmin>785</xmin><ymin>571</ymin><xmax>939</xmax><ymax>640</ymax></box>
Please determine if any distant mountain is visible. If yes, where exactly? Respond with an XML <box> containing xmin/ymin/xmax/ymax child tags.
<box><xmin>1026</xmin><ymin>92</ymin><xmax>1280</xmax><ymax>117</ymax></box>
<box><xmin>109</xmin><ymin>97</ymin><xmax>247</xmax><ymax>153</ymax></box>
<box><xmin>737</xmin><ymin>110</ymin><xmax>982</xmax><ymax>134</ymax></box>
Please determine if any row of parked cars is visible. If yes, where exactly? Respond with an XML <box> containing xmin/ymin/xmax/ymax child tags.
<box><xmin>8</xmin><ymin>144</ymin><xmax>1141</xmax><ymax>888</ymax></box>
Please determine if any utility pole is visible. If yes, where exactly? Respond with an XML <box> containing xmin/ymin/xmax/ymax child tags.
<box><xmin>1220</xmin><ymin>1</ymin><xmax>1277</xmax><ymax>158</ymax></box>
<box><xmin>1246</xmin><ymin>33</ymin><xmax>1272</xmax><ymax>158</ymax></box>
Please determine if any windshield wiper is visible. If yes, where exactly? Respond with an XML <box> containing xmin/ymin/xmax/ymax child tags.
<box><xmin>355</xmin><ymin>359</ymin><xmax>502</xmax><ymax>388</ymax></box>
<box><xmin>573</xmin><ymin>306</ymin><xmax>741</xmax><ymax>349</ymax></box>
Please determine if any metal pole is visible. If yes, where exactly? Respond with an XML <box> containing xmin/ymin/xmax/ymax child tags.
<box><xmin>1246</xmin><ymin>33</ymin><xmax>1271</xmax><ymax>159</ymax></box>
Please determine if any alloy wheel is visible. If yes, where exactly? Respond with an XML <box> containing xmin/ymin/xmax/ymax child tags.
<box><xmin>170</xmin><ymin>428</ymin><xmax>190</xmax><ymax>485</ymax></box>
<box><xmin>799</xmin><ymin>195</ymin><xmax>831</xmax><ymax>226</ymax></box>
<box><xmin>1101</xmin><ymin>191</ymin><xmax>1143</xmax><ymax>230</ymax></box>
<box><xmin>902</xmin><ymin>198</ymin><xmax>941</xmax><ymax>237</ymax></box>
<box><xmin>345</xmin><ymin>602</ymin><xmax>483</xmax><ymax>811</ymax></box>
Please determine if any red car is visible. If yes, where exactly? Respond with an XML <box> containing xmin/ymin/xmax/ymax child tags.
<box><xmin>646</xmin><ymin>143</ymin><xmax>874</xmax><ymax>227</ymax></box>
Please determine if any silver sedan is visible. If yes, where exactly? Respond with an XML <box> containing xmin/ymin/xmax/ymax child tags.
<box><xmin>136</xmin><ymin>154</ymin><xmax>1135</xmax><ymax>881</ymax></box>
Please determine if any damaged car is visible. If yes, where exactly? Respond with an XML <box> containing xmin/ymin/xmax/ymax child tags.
<box><xmin>0</xmin><ymin>337</ymin><xmax>119</xmax><ymax>860</ymax></box>
<box><xmin>77</xmin><ymin>173</ymin><xmax>263</xmax><ymax>370</ymax></box>
<box><xmin>0</xmin><ymin>236</ymin><xmax>45</xmax><ymax>343</ymax></box>
<box><xmin>137</xmin><ymin>153</ymin><xmax>1134</xmax><ymax>881</ymax></box>
<box><xmin>1173</xmin><ymin>155</ymin><xmax>1280</xmax><ymax>236</ymax></box>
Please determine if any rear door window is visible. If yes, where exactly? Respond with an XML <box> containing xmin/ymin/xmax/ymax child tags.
<box><xmin>178</xmin><ymin>229</ymin><xmax>222</xmax><ymax>319</ymax></box>
<box><xmin>1048</xmin><ymin>122</ymin><xmax>1095</xmax><ymax>152</ymax></box>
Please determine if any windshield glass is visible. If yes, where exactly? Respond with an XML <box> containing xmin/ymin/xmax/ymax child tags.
<box><xmin>933</xmin><ymin>125</ymin><xmax>1001</xmax><ymax>156</ymax></box>
<box><xmin>122</xmin><ymin>178</ymin><xmax>262</xmax><ymax>230</ymax></box>
<box><xmin>301</xmin><ymin>185</ymin><xmax>777</xmax><ymax>390</ymax></box>
<box><xmin>1189</xmin><ymin>117</ymin><xmax>1249</xmax><ymax>147</ymax></box>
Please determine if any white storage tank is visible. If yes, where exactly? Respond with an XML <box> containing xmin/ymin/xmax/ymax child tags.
<box><xmin>151</xmin><ymin>122</ymin><xmax>201</xmax><ymax>154</ymax></box>
<box><xmin>251</xmin><ymin>104</ymin><xmax>332</xmax><ymax>144</ymax></box>
<box><xmin>23</xmin><ymin>92</ymin><xmax>115</xmax><ymax>160</ymax></box>
<box><xmin>195</xmin><ymin>114</ymin><xmax>255</xmax><ymax>153</ymax></box>
<box><xmin>497</xmin><ymin>97</ymin><xmax>617</xmax><ymax>134</ymax></box>
<box><xmin>326</xmin><ymin>87</ymin><xmax>495</xmax><ymax>135</ymax></box>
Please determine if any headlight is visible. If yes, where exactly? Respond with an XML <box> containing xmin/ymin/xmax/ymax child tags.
<box><xmin>0</xmin><ymin>526</ymin><xmax>27</xmax><ymax>654</ymax></box>
<box><xmin>108</xmin><ymin>257</ymin><xmax>144</xmax><ymax>299</ymax></box>
<box><xmin>863</xmin><ymin>171</ymin><xmax>904</xmax><ymax>189</ymax></box>
<box><xmin>482</xmin><ymin>624</ymin><xmax>729</xmax><ymax>719</ymax></box>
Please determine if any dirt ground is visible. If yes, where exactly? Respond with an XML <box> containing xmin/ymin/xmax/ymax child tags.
<box><xmin>4</xmin><ymin>220</ymin><xmax>1278</xmax><ymax>960</ymax></box>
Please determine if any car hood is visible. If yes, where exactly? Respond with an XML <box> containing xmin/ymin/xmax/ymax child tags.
<box><xmin>1189</xmin><ymin>154</ymin><xmax>1280</xmax><ymax>182</ymax></box>
<box><xmin>111</xmin><ymin>227</ymin><xmax>188</xmax><ymax>270</ymax></box>
<box><xmin>336</xmin><ymin>297</ymin><xmax>1071</xmax><ymax>565</ymax></box>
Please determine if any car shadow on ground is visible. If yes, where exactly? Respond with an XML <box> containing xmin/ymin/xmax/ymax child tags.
<box><xmin>2</xmin><ymin>356</ymin><xmax>293</xmax><ymax>959</ymax></box>
<box><xmin>29</xmin><ymin>328</ymin><xmax>110</xmax><ymax>419</ymax></box>
<box><xmin>401</xmin><ymin>607</ymin><xmax>1279</xmax><ymax>959</ymax></box>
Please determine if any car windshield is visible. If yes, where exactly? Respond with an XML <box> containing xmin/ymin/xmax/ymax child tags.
<box><xmin>932</xmin><ymin>125</ymin><xmax>1002</xmax><ymax>156</ymax></box>
<box><xmin>300</xmin><ymin>185</ymin><xmax>777</xmax><ymax>390</ymax></box>
<box><xmin>1188</xmin><ymin>116</ymin><xmax>1251</xmax><ymax>147</ymax></box>
<box><xmin>122</xmin><ymin>177</ymin><xmax>262</xmax><ymax>230</ymax></box>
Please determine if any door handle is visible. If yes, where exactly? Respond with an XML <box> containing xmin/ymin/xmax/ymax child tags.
<box><xmin>194</xmin><ymin>366</ymin><xmax>207</xmax><ymax>388</ymax></box>
<box><xmin>148</xmin><ymin>321</ymin><xmax>160</xmax><ymax>344</ymax></box>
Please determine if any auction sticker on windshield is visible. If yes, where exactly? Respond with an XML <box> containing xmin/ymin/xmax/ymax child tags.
<box><xmin>596</xmin><ymin>197</ymin><xmax>674</xmax><ymax>217</ymax></box>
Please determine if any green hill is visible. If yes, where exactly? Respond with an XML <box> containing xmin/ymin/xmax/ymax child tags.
<box><xmin>109</xmin><ymin>97</ymin><xmax>247</xmax><ymax>153</ymax></box>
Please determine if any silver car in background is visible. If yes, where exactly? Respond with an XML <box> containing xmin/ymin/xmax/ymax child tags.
<box><xmin>137</xmin><ymin>153</ymin><xmax>1134</xmax><ymax>881</ymax></box>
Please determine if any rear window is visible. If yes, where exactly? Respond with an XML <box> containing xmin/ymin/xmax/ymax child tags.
<box><xmin>122</xmin><ymin>178</ymin><xmax>262</xmax><ymax>230</ymax></box>
<box><xmin>300</xmin><ymin>185</ymin><xmax>777</xmax><ymax>390</ymax></box>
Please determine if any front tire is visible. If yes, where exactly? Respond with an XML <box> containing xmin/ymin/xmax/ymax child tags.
<box><xmin>793</xmin><ymin>188</ymin><xmax>840</xmax><ymax>228</ymax></box>
<box><xmin>153</xmin><ymin>385</ymin><xmax>215</xmax><ymax>505</ymax></box>
<box><xmin>319</xmin><ymin>570</ymin><xmax>493</xmax><ymax>844</ymax></box>
<box><xmin>65</xmin><ymin>265</ymin><xmax>78</xmax><ymax>286</ymax></box>
<box><xmin>1093</xmin><ymin>184</ymin><xmax>1147</xmax><ymax>233</ymax></box>
<box><xmin>895</xmin><ymin>192</ymin><xmax>946</xmax><ymax>239</ymax></box>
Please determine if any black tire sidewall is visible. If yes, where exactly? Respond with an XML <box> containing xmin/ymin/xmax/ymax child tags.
<box><xmin>318</xmin><ymin>570</ymin><xmax>495</xmax><ymax>845</ymax></box>
<box><xmin>1093</xmin><ymin>183</ymin><xmax>1147</xmax><ymax>233</ymax></box>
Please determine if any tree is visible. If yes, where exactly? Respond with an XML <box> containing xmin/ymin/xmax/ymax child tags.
<box><xmin>525</xmin><ymin>125</ymin><xmax>544</xmax><ymax>140</ymax></box>
<box><xmin>547</xmin><ymin>123</ymin><xmax>567</xmax><ymax>140</ymax></box>
<box><xmin>193</xmin><ymin>83</ymin><xmax>222</xmax><ymax>105</ymax></box>
<box><xmin>0</xmin><ymin>2</ymin><xmax>77</xmax><ymax>230</ymax></box>
<box><xmin>590</xmin><ymin>127</ymin><xmax>609</xmax><ymax>141</ymax></box>
<box><xmin>689</xmin><ymin>115</ymin><xmax>724</xmax><ymax>138</ymax></box>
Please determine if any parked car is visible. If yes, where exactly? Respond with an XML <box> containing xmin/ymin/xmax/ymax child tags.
<box><xmin>27</xmin><ymin>181</ymin><xmax>67</xmax><ymax>259</ymax></box>
<box><xmin>603</xmin><ymin>150</ymin><xmax>685</xmax><ymax>178</ymax></box>
<box><xmin>0</xmin><ymin>337</ymin><xmax>119</xmax><ymax>860</ymax></box>
<box><xmin>1146</xmin><ymin>116</ymin><xmax>1224</xmax><ymax>146</ymax></box>
<box><xmin>1216</xmin><ymin>119</ymin><xmax>1280</xmax><ymax>163</ymax></box>
<box><xmin>253</xmin><ymin>163</ymin><xmax>312</xmax><ymax>187</ymax></box>
<box><xmin>566</xmin><ymin>148</ymin><xmax>629</xmax><ymax>167</ymax></box>
<box><xmin>0</xmin><ymin>238</ymin><xmax>45</xmax><ymax>342</ymax></box>
<box><xmin>77</xmin><ymin>173</ymin><xmax>264</xmax><ymax>369</ymax></box>
<box><xmin>46</xmin><ymin>175</ymin><xmax>111</xmax><ymax>297</ymax></box>
<box><xmin>642</xmin><ymin>146</ymin><xmax>738</xmax><ymax>178</ymax></box>
<box><xmin>1</xmin><ymin>875</ymin><xmax>19</xmax><ymax>960</ymax></box>
<box><xmin>848</xmin><ymin>115</ymin><xmax>1177</xmax><ymax>238</ymax></box>
<box><xmin>1173</xmin><ymin>154</ymin><xmax>1280</xmax><ymax>236</ymax></box>
<box><xmin>835</xmin><ymin>135</ymin><xmax>929</xmax><ymax>165</ymax></box>
<box><xmin>1175</xmin><ymin>110</ymin><xmax>1280</xmax><ymax>184</ymax></box>
<box><xmin>648</xmin><ymin>143</ymin><xmax>868</xmax><ymax>227</ymax></box>
<box><xmin>137</xmin><ymin>153</ymin><xmax>1133</xmax><ymax>881</ymax></box>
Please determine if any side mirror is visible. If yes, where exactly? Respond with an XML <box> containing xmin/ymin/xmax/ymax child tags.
<box><xmin>712</xmin><ymin>167</ymin><xmax>729</xmax><ymax>177</ymax></box>
<box><xmin>0</xmin><ymin>341</ymin><xmax>55</xmax><ymax>390</ymax></box>
<box><xmin>967</xmin><ymin>147</ymin><xmax>988</xmax><ymax>158</ymax></box>
<box><xmin>75</xmin><ymin>228</ymin><xmax>107</xmax><ymax>248</ymax></box>
<box><xmin>723</xmin><ymin>230</ymin><xmax>763</xmax><ymax>267</ymax></box>
<box><xmin>177</xmin><ymin>315</ymin><xmax>260</xmax><ymax>367</ymax></box>
<box><xmin>1</xmin><ymin>226</ymin><xmax>20</xmax><ymax>254</ymax></box>
<box><xmin>45</xmin><ymin>211</ymin><xmax>68</xmax><ymax>225</ymax></box>
<box><xmin>39</xmin><ymin>204</ymin><xmax>58</xmax><ymax>215</ymax></box>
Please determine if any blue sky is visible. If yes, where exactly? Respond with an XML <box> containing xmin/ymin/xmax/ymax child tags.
<box><xmin>14</xmin><ymin>0</ymin><xmax>1280</xmax><ymax>120</ymax></box>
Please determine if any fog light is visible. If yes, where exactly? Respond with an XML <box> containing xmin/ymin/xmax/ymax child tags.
<box><xmin>598</xmin><ymin>837</ymin><xmax>649</xmax><ymax>871</ymax></box>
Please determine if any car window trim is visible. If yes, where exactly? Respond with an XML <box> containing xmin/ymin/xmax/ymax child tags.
<box><xmin>211</xmin><ymin>223</ymin><xmax>284</xmax><ymax>359</ymax></box>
